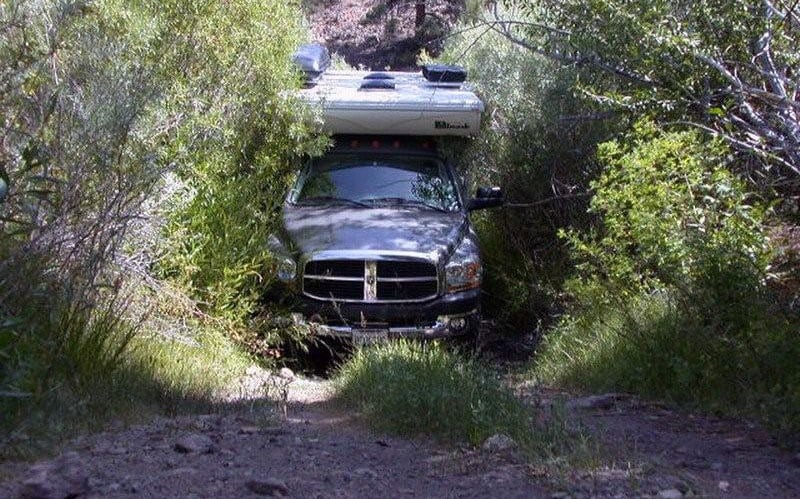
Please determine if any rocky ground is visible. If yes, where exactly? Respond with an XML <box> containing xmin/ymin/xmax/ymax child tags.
<box><xmin>2</xmin><ymin>367</ymin><xmax>799</xmax><ymax>498</ymax></box>
<box><xmin>519</xmin><ymin>386</ymin><xmax>800</xmax><ymax>498</ymax></box>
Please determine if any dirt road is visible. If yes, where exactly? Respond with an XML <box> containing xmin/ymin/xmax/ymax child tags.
<box><xmin>1</xmin><ymin>371</ymin><xmax>548</xmax><ymax>499</ymax></box>
<box><xmin>3</xmin><ymin>370</ymin><xmax>799</xmax><ymax>498</ymax></box>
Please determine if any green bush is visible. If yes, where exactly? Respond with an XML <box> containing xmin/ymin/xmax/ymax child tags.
<box><xmin>0</xmin><ymin>0</ymin><xmax>313</xmax><ymax>451</ymax></box>
<box><xmin>152</xmin><ymin>0</ymin><xmax>324</xmax><ymax>323</ymax></box>
<box><xmin>568</xmin><ymin>120</ymin><xmax>769</xmax><ymax>293</ymax></box>
<box><xmin>434</xmin><ymin>8</ymin><xmax>619</xmax><ymax>330</ymax></box>
<box><xmin>536</xmin><ymin>123</ymin><xmax>800</xmax><ymax>438</ymax></box>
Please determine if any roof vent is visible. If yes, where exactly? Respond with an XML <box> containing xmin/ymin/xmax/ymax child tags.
<box><xmin>364</xmin><ymin>72</ymin><xmax>394</xmax><ymax>80</ymax></box>
<box><xmin>292</xmin><ymin>43</ymin><xmax>331</xmax><ymax>86</ymax></box>
<box><xmin>422</xmin><ymin>64</ymin><xmax>467</xmax><ymax>84</ymax></box>
<box><xmin>359</xmin><ymin>79</ymin><xmax>396</xmax><ymax>90</ymax></box>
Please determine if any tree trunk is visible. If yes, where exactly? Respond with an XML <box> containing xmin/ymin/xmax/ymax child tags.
<box><xmin>415</xmin><ymin>1</ymin><xmax>426</xmax><ymax>27</ymax></box>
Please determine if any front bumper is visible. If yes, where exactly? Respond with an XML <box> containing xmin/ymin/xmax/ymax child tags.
<box><xmin>292</xmin><ymin>288</ymin><xmax>480</xmax><ymax>339</ymax></box>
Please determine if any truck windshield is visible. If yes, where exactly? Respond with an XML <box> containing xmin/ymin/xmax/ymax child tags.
<box><xmin>291</xmin><ymin>154</ymin><xmax>460</xmax><ymax>212</ymax></box>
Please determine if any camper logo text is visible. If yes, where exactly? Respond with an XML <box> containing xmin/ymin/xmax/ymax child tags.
<box><xmin>435</xmin><ymin>121</ymin><xmax>470</xmax><ymax>130</ymax></box>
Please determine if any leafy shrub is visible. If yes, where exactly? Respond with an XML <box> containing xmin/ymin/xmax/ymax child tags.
<box><xmin>0</xmin><ymin>0</ymin><xmax>312</xmax><ymax>448</ymax></box>
<box><xmin>568</xmin><ymin>121</ymin><xmax>769</xmax><ymax>293</ymax></box>
<box><xmin>503</xmin><ymin>0</ymin><xmax>800</xmax><ymax>191</ymax></box>
<box><xmin>434</xmin><ymin>8</ymin><xmax>618</xmax><ymax>330</ymax></box>
<box><xmin>151</xmin><ymin>0</ymin><xmax>323</xmax><ymax>323</ymax></box>
<box><xmin>1</xmin><ymin>0</ymin><xmax>315</xmax><ymax>324</ymax></box>
<box><xmin>536</xmin><ymin>123</ymin><xmax>800</xmax><ymax>438</ymax></box>
<box><xmin>1</xmin><ymin>0</ymin><xmax>167</xmax><ymax>438</ymax></box>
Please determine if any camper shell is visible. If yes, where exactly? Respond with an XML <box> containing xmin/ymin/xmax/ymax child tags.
<box><xmin>293</xmin><ymin>43</ymin><xmax>484</xmax><ymax>137</ymax></box>
<box><xmin>300</xmin><ymin>70</ymin><xmax>484</xmax><ymax>136</ymax></box>
<box><xmin>273</xmin><ymin>45</ymin><xmax>502</xmax><ymax>341</ymax></box>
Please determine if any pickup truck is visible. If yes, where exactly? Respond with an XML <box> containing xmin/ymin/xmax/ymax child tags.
<box><xmin>270</xmin><ymin>45</ymin><xmax>502</xmax><ymax>341</ymax></box>
<box><xmin>270</xmin><ymin>136</ymin><xmax>502</xmax><ymax>340</ymax></box>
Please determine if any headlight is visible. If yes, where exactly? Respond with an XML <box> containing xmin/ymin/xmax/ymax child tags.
<box><xmin>268</xmin><ymin>234</ymin><xmax>297</xmax><ymax>283</ymax></box>
<box><xmin>276</xmin><ymin>256</ymin><xmax>297</xmax><ymax>282</ymax></box>
<box><xmin>445</xmin><ymin>237</ymin><xmax>482</xmax><ymax>293</ymax></box>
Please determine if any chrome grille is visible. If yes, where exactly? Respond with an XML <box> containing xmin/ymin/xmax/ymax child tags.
<box><xmin>303</xmin><ymin>259</ymin><xmax>438</xmax><ymax>302</ymax></box>
<box><xmin>377</xmin><ymin>260</ymin><xmax>436</xmax><ymax>278</ymax></box>
<box><xmin>305</xmin><ymin>260</ymin><xmax>363</xmax><ymax>278</ymax></box>
<box><xmin>377</xmin><ymin>280</ymin><xmax>438</xmax><ymax>300</ymax></box>
<box><xmin>303</xmin><ymin>279</ymin><xmax>363</xmax><ymax>300</ymax></box>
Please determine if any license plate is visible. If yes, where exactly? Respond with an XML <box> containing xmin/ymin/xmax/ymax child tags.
<box><xmin>351</xmin><ymin>329</ymin><xmax>389</xmax><ymax>345</ymax></box>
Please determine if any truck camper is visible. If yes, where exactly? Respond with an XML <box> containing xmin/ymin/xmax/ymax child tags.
<box><xmin>271</xmin><ymin>44</ymin><xmax>503</xmax><ymax>341</ymax></box>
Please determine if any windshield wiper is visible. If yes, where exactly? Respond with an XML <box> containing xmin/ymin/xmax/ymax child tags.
<box><xmin>296</xmin><ymin>196</ymin><xmax>371</xmax><ymax>208</ymax></box>
<box><xmin>363</xmin><ymin>197</ymin><xmax>448</xmax><ymax>213</ymax></box>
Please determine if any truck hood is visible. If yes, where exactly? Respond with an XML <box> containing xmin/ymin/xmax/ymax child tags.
<box><xmin>282</xmin><ymin>204</ymin><xmax>467</xmax><ymax>259</ymax></box>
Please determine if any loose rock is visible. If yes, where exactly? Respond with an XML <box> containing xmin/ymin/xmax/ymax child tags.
<box><xmin>167</xmin><ymin>467</ymin><xmax>198</xmax><ymax>477</ymax></box>
<box><xmin>481</xmin><ymin>469</ymin><xmax>513</xmax><ymax>483</ymax></box>
<box><xmin>353</xmin><ymin>468</ymin><xmax>378</xmax><ymax>479</ymax></box>
<box><xmin>18</xmin><ymin>452</ymin><xmax>89</xmax><ymax>499</ymax></box>
<box><xmin>246</xmin><ymin>478</ymin><xmax>289</xmax><ymax>496</ymax></box>
<box><xmin>567</xmin><ymin>393</ymin><xmax>624</xmax><ymax>410</ymax></box>
<box><xmin>261</xmin><ymin>427</ymin><xmax>285</xmax><ymax>436</ymax></box>
<box><xmin>278</xmin><ymin>367</ymin><xmax>295</xmax><ymax>380</ymax></box>
<box><xmin>482</xmin><ymin>434</ymin><xmax>517</xmax><ymax>452</ymax></box>
<box><xmin>657</xmin><ymin>489</ymin><xmax>683</xmax><ymax>499</ymax></box>
<box><xmin>174</xmin><ymin>434</ymin><xmax>215</xmax><ymax>454</ymax></box>
<box><xmin>424</xmin><ymin>455</ymin><xmax>447</xmax><ymax>464</ymax></box>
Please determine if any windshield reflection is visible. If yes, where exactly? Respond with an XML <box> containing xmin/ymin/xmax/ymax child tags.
<box><xmin>292</xmin><ymin>155</ymin><xmax>460</xmax><ymax>212</ymax></box>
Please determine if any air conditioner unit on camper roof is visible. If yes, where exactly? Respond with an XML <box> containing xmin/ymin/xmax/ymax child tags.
<box><xmin>293</xmin><ymin>44</ymin><xmax>484</xmax><ymax>137</ymax></box>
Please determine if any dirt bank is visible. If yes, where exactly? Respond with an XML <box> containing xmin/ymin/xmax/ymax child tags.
<box><xmin>303</xmin><ymin>0</ymin><xmax>464</xmax><ymax>70</ymax></box>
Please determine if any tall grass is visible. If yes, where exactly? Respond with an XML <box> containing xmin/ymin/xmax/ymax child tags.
<box><xmin>333</xmin><ymin>341</ymin><xmax>583</xmax><ymax>459</ymax></box>
<box><xmin>535</xmin><ymin>290</ymin><xmax>800</xmax><ymax>441</ymax></box>
<box><xmin>0</xmin><ymin>289</ymin><xmax>252</xmax><ymax>459</ymax></box>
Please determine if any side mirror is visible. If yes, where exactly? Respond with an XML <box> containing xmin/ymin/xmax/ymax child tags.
<box><xmin>467</xmin><ymin>186</ymin><xmax>504</xmax><ymax>211</ymax></box>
